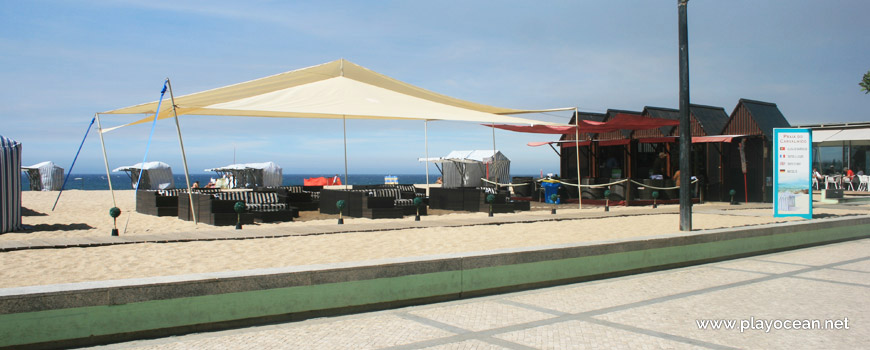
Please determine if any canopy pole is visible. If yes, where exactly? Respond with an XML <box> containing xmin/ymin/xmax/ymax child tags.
<box><xmin>575</xmin><ymin>108</ymin><xmax>582</xmax><ymax>210</ymax></box>
<box><xmin>424</xmin><ymin>120</ymin><xmax>430</xmax><ymax>194</ymax></box>
<box><xmin>95</xmin><ymin>114</ymin><xmax>117</xmax><ymax>208</ymax></box>
<box><xmin>343</xmin><ymin>115</ymin><xmax>349</xmax><ymax>190</ymax></box>
<box><xmin>53</xmin><ymin>116</ymin><xmax>95</xmax><ymax>211</ymax></box>
<box><xmin>124</xmin><ymin>81</ymin><xmax>168</xmax><ymax>234</ymax></box>
<box><xmin>167</xmin><ymin>78</ymin><xmax>197</xmax><ymax>226</ymax></box>
<box><xmin>491</xmin><ymin>121</ymin><xmax>497</xmax><ymax>189</ymax></box>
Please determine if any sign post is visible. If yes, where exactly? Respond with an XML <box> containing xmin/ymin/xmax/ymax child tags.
<box><xmin>773</xmin><ymin>128</ymin><xmax>812</xmax><ymax>219</ymax></box>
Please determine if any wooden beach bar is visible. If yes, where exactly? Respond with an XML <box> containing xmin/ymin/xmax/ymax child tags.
<box><xmin>552</xmin><ymin>98</ymin><xmax>791</xmax><ymax>205</ymax></box>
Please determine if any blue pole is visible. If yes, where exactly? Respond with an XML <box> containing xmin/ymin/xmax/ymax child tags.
<box><xmin>132</xmin><ymin>81</ymin><xmax>168</xmax><ymax>193</ymax></box>
<box><xmin>52</xmin><ymin>117</ymin><xmax>95</xmax><ymax>211</ymax></box>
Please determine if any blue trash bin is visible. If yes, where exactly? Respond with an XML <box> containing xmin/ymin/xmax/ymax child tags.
<box><xmin>542</xmin><ymin>181</ymin><xmax>561</xmax><ymax>204</ymax></box>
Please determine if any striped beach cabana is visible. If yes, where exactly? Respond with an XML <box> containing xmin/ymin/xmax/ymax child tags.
<box><xmin>1</xmin><ymin>135</ymin><xmax>23</xmax><ymax>233</ymax></box>
<box><xmin>204</xmin><ymin>162</ymin><xmax>283</xmax><ymax>189</ymax></box>
<box><xmin>22</xmin><ymin>161</ymin><xmax>64</xmax><ymax>191</ymax></box>
<box><xmin>113</xmin><ymin>161</ymin><xmax>175</xmax><ymax>190</ymax></box>
<box><xmin>422</xmin><ymin>150</ymin><xmax>510</xmax><ymax>188</ymax></box>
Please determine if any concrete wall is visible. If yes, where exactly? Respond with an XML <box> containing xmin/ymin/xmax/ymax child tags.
<box><xmin>2</xmin><ymin>216</ymin><xmax>868</xmax><ymax>349</ymax></box>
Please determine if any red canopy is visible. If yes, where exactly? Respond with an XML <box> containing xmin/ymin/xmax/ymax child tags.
<box><xmin>488</xmin><ymin>113</ymin><xmax>679</xmax><ymax>134</ymax></box>
<box><xmin>527</xmin><ymin>140</ymin><xmax>591</xmax><ymax>148</ymax></box>
<box><xmin>692</xmin><ymin>135</ymin><xmax>744</xmax><ymax>143</ymax></box>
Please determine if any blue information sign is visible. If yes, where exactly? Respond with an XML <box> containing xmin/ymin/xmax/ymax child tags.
<box><xmin>773</xmin><ymin>128</ymin><xmax>812</xmax><ymax>219</ymax></box>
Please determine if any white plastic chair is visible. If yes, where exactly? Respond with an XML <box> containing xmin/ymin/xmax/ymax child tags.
<box><xmin>858</xmin><ymin>175</ymin><xmax>870</xmax><ymax>192</ymax></box>
<box><xmin>842</xmin><ymin>176</ymin><xmax>855</xmax><ymax>191</ymax></box>
<box><xmin>825</xmin><ymin>175</ymin><xmax>840</xmax><ymax>189</ymax></box>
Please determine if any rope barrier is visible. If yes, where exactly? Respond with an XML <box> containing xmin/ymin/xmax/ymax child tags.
<box><xmin>483</xmin><ymin>177</ymin><xmax>699</xmax><ymax>191</ymax></box>
<box><xmin>628</xmin><ymin>178</ymin><xmax>698</xmax><ymax>190</ymax></box>
<box><xmin>480</xmin><ymin>178</ymin><xmax>529</xmax><ymax>187</ymax></box>
<box><xmin>557</xmin><ymin>178</ymin><xmax>630</xmax><ymax>188</ymax></box>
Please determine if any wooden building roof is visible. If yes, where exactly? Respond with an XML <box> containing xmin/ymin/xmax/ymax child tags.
<box><xmin>638</xmin><ymin>107</ymin><xmax>679</xmax><ymax>138</ymax></box>
<box><xmin>722</xmin><ymin>99</ymin><xmax>790</xmax><ymax>138</ymax></box>
<box><xmin>671</xmin><ymin>104</ymin><xmax>730</xmax><ymax>137</ymax></box>
<box><xmin>598</xmin><ymin>109</ymin><xmax>641</xmax><ymax>141</ymax></box>
<box><xmin>561</xmin><ymin>111</ymin><xmax>606</xmax><ymax>142</ymax></box>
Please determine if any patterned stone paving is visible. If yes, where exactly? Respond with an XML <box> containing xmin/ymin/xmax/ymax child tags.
<box><xmin>90</xmin><ymin>239</ymin><xmax>869</xmax><ymax>350</ymax></box>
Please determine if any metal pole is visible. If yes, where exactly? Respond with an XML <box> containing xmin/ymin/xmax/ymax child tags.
<box><xmin>424</xmin><ymin>120</ymin><xmax>430</xmax><ymax>193</ymax></box>
<box><xmin>95</xmin><ymin>114</ymin><xmax>117</xmax><ymax>208</ymax></box>
<box><xmin>678</xmin><ymin>0</ymin><xmax>692</xmax><ymax>231</ymax></box>
<box><xmin>343</xmin><ymin>115</ymin><xmax>349</xmax><ymax>190</ymax></box>
<box><xmin>491</xmin><ymin>121</ymin><xmax>497</xmax><ymax>188</ymax></box>
<box><xmin>575</xmin><ymin>108</ymin><xmax>582</xmax><ymax>210</ymax></box>
<box><xmin>166</xmin><ymin>79</ymin><xmax>197</xmax><ymax>225</ymax></box>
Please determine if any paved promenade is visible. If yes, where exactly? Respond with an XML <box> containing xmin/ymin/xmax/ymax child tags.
<box><xmin>91</xmin><ymin>238</ymin><xmax>869</xmax><ymax>350</ymax></box>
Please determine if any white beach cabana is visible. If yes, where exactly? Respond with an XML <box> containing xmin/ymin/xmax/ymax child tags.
<box><xmin>204</xmin><ymin>162</ymin><xmax>282</xmax><ymax>188</ymax></box>
<box><xmin>1</xmin><ymin>135</ymin><xmax>23</xmax><ymax>233</ymax></box>
<box><xmin>22</xmin><ymin>161</ymin><xmax>64</xmax><ymax>191</ymax></box>
<box><xmin>112</xmin><ymin>161</ymin><xmax>175</xmax><ymax>190</ymax></box>
<box><xmin>421</xmin><ymin>150</ymin><xmax>510</xmax><ymax>188</ymax></box>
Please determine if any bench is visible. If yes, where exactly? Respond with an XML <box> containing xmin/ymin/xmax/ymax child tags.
<box><xmin>178</xmin><ymin>190</ymin><xmax>298</xmax><ymax>226</ymax></box>
<box><xmin>277</xmin><ymin>186</ymin><xmax>320</xmax><ymax>211</ymax></box>
<box><xmin>213</xmin><ymin>190</ymin><xmax>298</xmax><ymax>223</ymax></box>
<box><xmin>319</xmin><ymin>188</ymin><xmax>423</xmax><ymax>219</ymax></box>
<box><xmin>136</xmin><ymin>190</ymin><xmax>180</xmax><ymax>217</ymax></box>
<box><xmin>428</xmin><ymin>187</ymin><xmax>522</xmax><ymax>213</ymax></box>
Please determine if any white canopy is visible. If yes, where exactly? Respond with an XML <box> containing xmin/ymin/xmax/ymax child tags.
<box><xmin>812</xmin><ymin>128</ymin><xmax>870</xmax><ymax>143</ymax></box>
<box><xmin>101</xmin><ymin>59</ymin><xmax>562</xmax><ymax>129</ymax></box>
<box><xmin>420</xmin><ymin>150</ymin><xmax>508</xmax><ymax>164</ymax></box>
<box><xmin>112</xmin><ymin>161</ymin><xmax>172</xmax><ymax>172</ymax></box>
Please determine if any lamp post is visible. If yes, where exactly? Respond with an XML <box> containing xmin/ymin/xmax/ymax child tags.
<box><xmin>678</xmin><ymin>0</ymin><xmax>692</xmax><ymax>231</ymax></box>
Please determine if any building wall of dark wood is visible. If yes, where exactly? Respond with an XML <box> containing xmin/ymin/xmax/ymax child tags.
<box><xmin>721</xmin><ymin>104</ymin><xmax>772</xmax><ymax>202</ymax></box>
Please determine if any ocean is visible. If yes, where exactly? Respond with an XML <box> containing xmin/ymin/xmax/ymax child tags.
<box><xmin>20</xmin><ymin>173</ymin><xmax>535</xmax><ymax>191</ymax></box>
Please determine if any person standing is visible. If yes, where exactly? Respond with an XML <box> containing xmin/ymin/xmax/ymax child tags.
<box><xmin>651</xmin><ymin>152</ymin><xmax>667</xmax><ymax>179</ymax></box>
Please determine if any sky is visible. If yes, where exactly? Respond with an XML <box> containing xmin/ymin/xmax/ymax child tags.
<box><xmin>1</xmin><ymin>0</ymin><xmax>868</xmax><ymax>176</ymax></box>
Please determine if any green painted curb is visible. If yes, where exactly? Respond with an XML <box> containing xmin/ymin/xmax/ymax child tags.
<box><xmin>0</xmin><ymin>271</ymin><xmax>460</xmax><ymax>347</ymax></box>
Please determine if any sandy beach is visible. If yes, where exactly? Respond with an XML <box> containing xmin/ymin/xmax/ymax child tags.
<box><xmin>1</xmin><ymin>190</ymin><xmax>867</xmax><ymax>289</ymax></box>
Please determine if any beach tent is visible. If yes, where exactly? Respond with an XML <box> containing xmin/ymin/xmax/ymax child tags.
<box><xmin>421</xmin><ymin>150</ymin><xmax>510</xmax><ymax>188</ymax></box>
<box><xmin>95</xmin><ymin>59</ymin><xmax>568</xmax><ymax>222</ymax></box>
<box><xmin>1</xmin><ymin>135</ymin><xmax>22</xmax><ymax>233</ymax></box>
<box><xmin>205</xmin><ymin>162</ymin><xmax>282</xmax><ymax>188</ymax></box>
<box><xmin>113</xmin><ymin>161</ymin><xmax>175</xmax><ymax>190</ymax></box>
<box><xmin>21</xmin><ymin>161</ymin><xmax>64</xmax><ymax>191</ymax></box>
<box><xmin>102</xmin><ymin>59</ymin><xmax>563</xmax><ymax>127</ymax></box>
